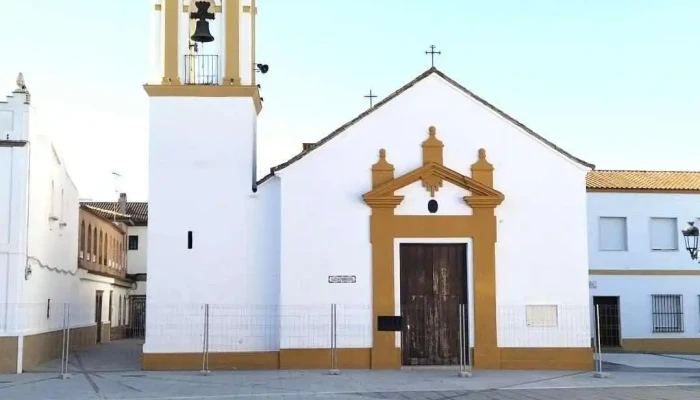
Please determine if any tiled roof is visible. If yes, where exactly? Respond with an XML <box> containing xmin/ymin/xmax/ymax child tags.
<box><xmin>80</xmin><ymin>201</ymin><xmax>148</xmax><ymax>224</ymax></box>
<box><xmin>586</xmin><ymin>170</ymin><xmax>700</xmax><ymax>192</ymax></box>
<box><xmin>257</xmin><ymin>67</ymin><xmax>593</xmax><ymax>185</ymax></box>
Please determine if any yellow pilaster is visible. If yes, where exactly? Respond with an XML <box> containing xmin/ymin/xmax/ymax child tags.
<box><xmin>223</xmin><ymin>0</ymin><xmax>241</xmax><ymax>85</ymax></box>
<box><xmin>162</xmin><ymin>0</ymin><xmax>181</xmax><ymax>84</ymax></box>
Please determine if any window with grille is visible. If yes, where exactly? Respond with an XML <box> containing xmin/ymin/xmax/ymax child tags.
<box><xmin>128</xmin><ymin>235</ymin><xmax>139</xmax><ymax>250</ymax></box>
<box><xmin>652</xmin><ymin>294</ymin><xmax>683</xmax><ymax>333</ymax></box>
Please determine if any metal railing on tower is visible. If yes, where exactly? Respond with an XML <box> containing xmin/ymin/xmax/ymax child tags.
<box><xmin>184</xmin><ymin>55</ymin><xmax>220</xmax><ymax>85</ymax></box>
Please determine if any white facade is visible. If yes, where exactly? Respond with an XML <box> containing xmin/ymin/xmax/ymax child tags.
<box><xmin>275</xmin><ymin>74</ymin><xmax>592</xmax><ymax>350</ymax></box>
<box><xmin>588</xmin><ymin>192</ymin><xmax>700</xmax><ymax>270</ymax></box>
<box><xmin>0</xmin><ymin>84</ymin><xmax>82</xmax><ymax>372</ymax></box>
<box><xmin>146</xmin><ymin>96</ymin><xmax>265</xmax><ymax>353</ymax></box>
<box><xmin>588</xmin><ymin>191</ymin><xmax>700</xmax><ymax>342</ymax></box>
<box><xmin>75</xmin><ymin>270</ymin><xmax>131</xmax><ymax>334</ymax></box>
<box><xmin>145</xmin><ymin>69</ymin><xmax>593</xmax><ymax>354</ymax></box>
<box><xmin>127</xmin><ymin>226</ymin><xmax>148</xmax><ymax>275</ymax></box>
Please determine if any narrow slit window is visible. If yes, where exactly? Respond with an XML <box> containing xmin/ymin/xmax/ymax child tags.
<box><xmin>188</xmin><ymin>231</ymin><xmax>193</xmax><ymax>249</ymax></box>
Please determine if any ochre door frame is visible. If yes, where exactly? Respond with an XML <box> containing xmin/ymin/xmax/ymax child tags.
<box><xmin>362</xmin><ymin>127</ymin><xmax>504</xmax><ymax>369</ymax></box>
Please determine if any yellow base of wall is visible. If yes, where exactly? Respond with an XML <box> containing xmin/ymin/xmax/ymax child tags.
<box><xmin>0</xmin><ymin>336</ymin><xmax>19</xmax><ymax>374</ymax></box>
<box><xmin>0</xmin><ymin>325</ymin><xmax>97</xmax><ymax>374</ymax></box>
<box><xmin>143</xmin><ymin>347</ymin><xmax>594</xmax><ymax>371</ymax></box>
<box><xmin>23</xmin><ymin>325</ymin><xmax>97</xmax><ymax>371</ymax></box>
<box><xmin>611</xmin><ymin>338</ymin><xmax>700</xmax><ymax>354</ymax></box>
<box><xmin>499</xmin><ymin>348</ymin><xmax>594</xmax><ymax>370</ymax></box>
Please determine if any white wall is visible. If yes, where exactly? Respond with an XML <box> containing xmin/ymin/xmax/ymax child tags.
<box><xmin>0</xmin><ymin>90</ymin><xmax>31</xmax><ymax>336</ymax></box>
<box><xmin>588</xmin><ymin>192</ymin><xmax>700</xmax><ymax>270</ymax></box>
<box><xmin>590</xmin><ymin>275</ymin><xmax>700</xmax><ymax>339</ymax></box>
<box><xmin>395</xmin><ymin>181</ymin><xmax>472</xmax><ymax>216</ymax></box>
<box><xmin>277</xmin><ymin>73</ymin><xmax>592</xmax><ymax>349</ymax></box>
<box><xmin>127</xmin><ymin>226</ymin><xmax>148</xmax><ymax>275</ymax></box>
<box><xmin>75</xmin><ymin>271</ymin><xmax>131</xmax><ymax>329</ymax></box>
<box><xmin>145</xmin><ymin>96</ymin><xmax>276</xmax><ymax>353</ymax></box>
<box><xmin>1</xmin><ymin>87</ymin><xmax>83</xmax><ymax>341</ymax></box>
<box><xmin>21</xmin><ymin>134</ymin><xmax>81</xmax><ymax>308</ymax></box>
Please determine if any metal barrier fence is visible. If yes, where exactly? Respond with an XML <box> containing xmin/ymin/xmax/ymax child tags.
<box><xmin>7</xmin><ymin>299</ymin><xmax>700</xmax><ymax>378</ymax></box>
<box><xmin>9</xmin><ymin>301</ymin><xmax>684</xmax><ymax>376</ymax></box>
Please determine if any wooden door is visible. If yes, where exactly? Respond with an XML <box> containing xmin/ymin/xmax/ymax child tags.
<box><xmin>95</xmin><ymin>291</ymin><xmax>103</xmax><ymax>344</ymax></box>
<box><xmin>400</xmin><ymin>243</ymin><xmax>467</xmax><ymax>365</ymax></box>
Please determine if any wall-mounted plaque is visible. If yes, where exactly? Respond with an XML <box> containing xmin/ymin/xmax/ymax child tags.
<box><xmin>328</xmin><ymin>275</ymin><xmax>356</xmax><ymax>283</ymax></box>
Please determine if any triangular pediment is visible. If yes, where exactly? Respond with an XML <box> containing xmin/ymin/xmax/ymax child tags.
<box><xmin>363</xmin><ymin>162</ymin><xmax>504</xmax><ymax>208</ymax></box>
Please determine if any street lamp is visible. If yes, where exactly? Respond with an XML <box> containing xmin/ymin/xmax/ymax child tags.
<box><xmin>681</xmin><ymin>221</ymin><xmax>699</xmax><ymax>260</ymax></box>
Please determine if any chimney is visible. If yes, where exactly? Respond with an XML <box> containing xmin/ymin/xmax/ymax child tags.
<box><xmin>302</xmin><ymin>143</ymin><xmax>315</xmax><ymax>152</ymax></box>
<box><xmin>118</xmin><ymin>193</ymin><xmax>127</xmax><ymax>214</ymax></box>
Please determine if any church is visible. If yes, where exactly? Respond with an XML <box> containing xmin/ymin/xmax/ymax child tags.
<box><xmin>143</xmin><ymin>0</ymin><xmax>593</xmax><ymax>370</ymax></box>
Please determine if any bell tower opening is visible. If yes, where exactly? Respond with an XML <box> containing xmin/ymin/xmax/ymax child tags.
<box><xmin>146</xmin><ymin>0</ymin><xmax>261</xmax><ymax>100</ymax></box>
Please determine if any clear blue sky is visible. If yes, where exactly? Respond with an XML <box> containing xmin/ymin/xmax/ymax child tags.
<box><xmin>2</xmin><ymin>0</ymin><xmax>698</xmax><ymax>201</ymax></box>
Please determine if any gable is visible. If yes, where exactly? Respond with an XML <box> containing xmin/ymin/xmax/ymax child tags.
<box><xmin>364</xmin><ymin>162</ymin><xmax>502</xmax><ymax>199</ymax></box>
<box><xmin>258</xmin><ymin>67</ymin><xmax>593</xmax><ymax>185</ymax></box>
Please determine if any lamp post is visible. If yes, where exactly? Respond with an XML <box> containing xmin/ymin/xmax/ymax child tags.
<box><xmin>681</xmin><ymin>221</ymin><xmax>700</xmax><ymax>261</ymax></box>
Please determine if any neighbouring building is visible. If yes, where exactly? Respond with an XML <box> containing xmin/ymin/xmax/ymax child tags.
<box><xmin>0</xmin><ymin>76</ymin><xmax>141</xmax><ymax>374</ymax></box>
<box><xmin>143</xmin><ymin>0</ymin><xmax>593</xmax><ymax>371</ymax></box>
<box><xmin>80</xmin><ymin>195</ymin><xmax>148</xmax><ymax>335</ymax></box>
<box><xmin>0</xmin><ymin>76</ymin><xmax>85</xmax><ymax>373</ymax></box>
<box><xmin>587</xmin><ymin>170</ymin><xmax>700</xmax><ymax>353</ymax></box>
<box><xmin>82</xmin><ymin>194</ymin><xmax>148</xmax><ymax>296</ymax></box>
<box><xmin>77</xmin><ymin>204</ymin><xmax>132</xmax><ymax>343</ymax></box>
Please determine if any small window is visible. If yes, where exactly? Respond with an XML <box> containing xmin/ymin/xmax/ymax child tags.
<box><xmin>427</xmin><ymin>200</ymin><xmax>438</xmax><ymax>214</ymax></box>
<box><xmin>652</xmin><ymin>294</ymin><xmax>683</xmax><ymax>333</ymax></box>
<box><xmin>188</xmin><ymin>231</ymin><xmax>193</xmax><ymax>249</ymax></box>
<box><xmin>47</xmin><ymin>299</ymin><xmax>51</xmax><ymax>319</ymax></box>
<box><xmin>128</xmin><ymin>235</ymin><xmax>139</xmax><ymax>250</ymax></box>
<box><xmin>526</xmin><ymin>305</ymin><xmax>558</xmax><ymax>327</ymax></box>
<box><xmin>599</xmin><ymin>217</ymin><xmax>628</xmax><ymax>251</ymax></box>
<box><xmin>650</xmin><ymin>217</ymin><xmax>678</xmax><ymax>251</ymax></box>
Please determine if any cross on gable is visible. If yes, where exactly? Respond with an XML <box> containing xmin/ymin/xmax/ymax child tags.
<box><xmin>425</xmin><ymin>45</ymin><xmax>441</xmax><ymax>67</ymax></box>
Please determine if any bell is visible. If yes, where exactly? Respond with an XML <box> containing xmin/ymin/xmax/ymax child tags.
<box><xmin>191</xmin><ymin>20</ymin><xmax>214</xmax><ymax>43</ymax></box>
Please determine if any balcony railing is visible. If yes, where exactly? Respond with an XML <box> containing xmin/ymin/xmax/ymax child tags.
<box><xmin>184</xmin><ymin>54</ymin><xmax>220</xmax><ymax>85</ymax></box>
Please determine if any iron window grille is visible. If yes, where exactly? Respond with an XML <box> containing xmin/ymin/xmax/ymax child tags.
<box><xmin>652</xmin><ymin>294</ymin><xmax>684</xmax><ymax>333</ymax></box>
<box><xmin>128</xmin><ymin>235</ymin><xmax>139</xmax><ymax>251</ymax></box>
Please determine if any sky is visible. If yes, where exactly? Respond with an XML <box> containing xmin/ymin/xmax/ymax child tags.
<box><xmin>1</xmin><ymin>0</ymin><xmax>699</xmax><ymax>202</ymax></box>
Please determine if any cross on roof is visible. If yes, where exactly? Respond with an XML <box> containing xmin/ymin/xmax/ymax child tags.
<box><xmin>425</xmin><ymin>45</ymin><xmax>441</xmax><ymax>67</ymax></box>
<box><xmin>364</xmin><ymin>89</ymin><xmax>378</xmax><ymax>108</ymax></box>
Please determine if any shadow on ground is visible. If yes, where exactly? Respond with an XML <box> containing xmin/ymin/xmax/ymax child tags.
<box><xmin>26</xmin><ymin>338</ymin><xmax>143</xmax><ymax>373</ymax></box>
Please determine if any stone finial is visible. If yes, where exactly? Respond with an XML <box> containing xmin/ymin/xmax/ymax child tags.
<box><xmin>471</xmin><ymin>148</ymin><xmax>494</xmax><ymax>187</ymax></box>
<box><xmin>372</xmin><ymin>148</ymin><xmax>395</xmax><ymax>188</ymax></box>
<box><xmin>422</xmin><ymin>126</ymin><xmax>444</xmax><ymax>165</ymax></box>
<box><xmin>13</xmin><ymin>72</ymin><xmax>30</xmax><ymax>104</ymax></box>
<box><xmin>16</xmin><ymin>73</ymin><xmax>26</xmax><ymax>91</ymax></box>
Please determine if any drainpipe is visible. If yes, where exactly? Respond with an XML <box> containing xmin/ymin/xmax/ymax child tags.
<box><xmin>251</xmin><ymin>116</ymin><xmax>258</xmax><ymax>193</ymax></box>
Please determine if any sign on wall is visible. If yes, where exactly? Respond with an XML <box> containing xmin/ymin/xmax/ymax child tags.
<box><xmin>328</xmin><ymin>275</ymin><xmax>357</xmax><ymax>283</ymax></box>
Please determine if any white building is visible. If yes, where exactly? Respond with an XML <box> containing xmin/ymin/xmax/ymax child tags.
<box><xmin>0</xmin><ymin>77</ymin><xmax>83</xmax><ymax>373</ymax></box>
<box><xmin>587</xmin><ymin>170</ymin><xmax>700</xmax><ymax>353</ymax></box>
<box><xmin>144</xmin><ymin>0</ymin><xmax>593</xmax><ymax>371</ymax></box>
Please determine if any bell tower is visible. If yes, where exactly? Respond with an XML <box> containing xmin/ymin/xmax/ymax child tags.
<box><xmin>146</xmin><ymin>0</ymin><xmax>262</xmax><ymax>93</ymax></box>
<box><xmin>143</xmin><ymin>0</ymin><xmax>268</xmax><ymax>347</ymax></box>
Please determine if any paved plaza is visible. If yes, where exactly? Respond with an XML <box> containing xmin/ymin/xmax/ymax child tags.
<box><xmin>4</xmin><ymin>340</ymin><xmax>700</xmax><ymax>400</ymax></box>
<box><xmin>3</xmin><ymin>368</ymin><xmax>700</xmax><ymax>400</ymax></box>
